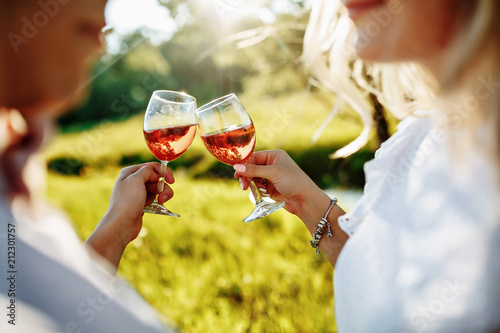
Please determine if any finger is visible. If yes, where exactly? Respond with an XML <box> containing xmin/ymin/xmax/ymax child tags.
<box><xmin>131</xmin><ymin>164</ymin><xmax>167</xmax><ymax>184</ymax></box>
<box><xmin>157</xmin><ymin>186</ymin><xmax>174</xmax><ymax>204</ymax></box>
<box><xmin>233</xmin><ymin>150</ymin><xmax>280</xmax><ymax>179</ymax></box>
<box><xmin>145</xmin><ymin>193</ymin><xmax>157</xmax><ymax>207</ymax></box>
<box><xmin>163</xmin><ymin>167</ymin><xmax>175</xmax><ymax>184</ymax></box>
<box><xmin>233</xmin><ymin>162</ymin><xmax>279</xmax><ymax>181</ymax></box>
<box><xmin>238</xmin><ymin>177</ymin><xmax>250</xmax><ymax>190</ymax></box>
<box><xmin>147</xmin><ymin>162</ymin><xmax>175</xmax><ymax>184</ymax></box>
<box><xmin>118</xmin><ymin>164</ymin><xmax>144</xmax><ymax>180</ymax></box>
<box><xmin>145</xmin><ymin>181</ymin><xmax>159</xmax><ymax>194</ymax></box>
<box><xmin>118</xmin><ymin>162</ymin><xmax>161</xmax><ymax>180</ymax></box>
<box><xmin>266</xmin><ymin>183</ymin><xmax>280</xmax><ymax>198</ymax></box>
<box><xmin>263</xmin><ymin>183</ymin><xmax>286</xmax><ymax>203</ymax></box>
<box><xmin>144</xmin><ymin>182</ymin><xmax>174</xmax><ymax>205</ymax></box>
<box><xmin>246</xmin><ymin>150</ymin><xmax>285</xmax><ymax>166</ymax></box>
<box><xmin>253</xmin><ymin>177</ymin><xmax>266</xmax><ymax>187</ymax></box>
<box><xmin>233</xmin><ymin>150</ymin><xmax>286</xmax><ymax>179</ymax></box>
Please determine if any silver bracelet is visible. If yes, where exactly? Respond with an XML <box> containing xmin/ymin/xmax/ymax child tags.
<box><xmin>310</xmin><ymin>198</ymin><xmax>338</xmax><ymax>254</ymax></box>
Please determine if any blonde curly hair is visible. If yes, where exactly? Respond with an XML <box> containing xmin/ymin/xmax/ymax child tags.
<box><xmin>304</xmin><ymin>0</ymin><xmax>500</xmax><ymax>163</ymax></box>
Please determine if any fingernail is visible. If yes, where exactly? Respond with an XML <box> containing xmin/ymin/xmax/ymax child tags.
<box><xmin>234</xmin><ymin>164</ymin><xmax>246</xmax><ymax>172</ymax></box>
<box><xmin>162</xmin><ymin>194</ymin><xmax>170</xmax><ymax>202</ymax></box>
<box><xmin>239</xmin><ymin>178</ymin><xmax>245</xmax><ymax>190</ymax></box>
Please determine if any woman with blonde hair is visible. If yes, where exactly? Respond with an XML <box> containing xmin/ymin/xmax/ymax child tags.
<box><xmin>234</xmin><ymin>0</ymin><xmax>500</xmax><ymax>331</ymax></box>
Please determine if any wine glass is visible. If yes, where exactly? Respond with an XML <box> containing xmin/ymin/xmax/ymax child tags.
<box><xmin>196</xmin><ymin>93</ymin><xmax>285</xmax><ymax>222</ymax></box>
<box><xmin>143</xmin><ymin>90</ymin><xmax>197</xmax><ymax>216</ymax></box>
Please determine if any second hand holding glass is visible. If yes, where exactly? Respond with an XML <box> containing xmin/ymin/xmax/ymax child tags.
<box><xmin>196</xmin><ymin>93</ymin><xmax>285</xmax><ymax>222</ymax></box>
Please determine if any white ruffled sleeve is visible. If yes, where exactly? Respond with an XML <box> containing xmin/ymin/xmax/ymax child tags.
<box><xmin>338</xmin><ymin>115</ymin><xmax>432</xmax><ymax>236</ymax></box>
<box><xmin>333</xmin><ymin>112</ymin><xmax>500</xmax><ymax>332</ymax></box>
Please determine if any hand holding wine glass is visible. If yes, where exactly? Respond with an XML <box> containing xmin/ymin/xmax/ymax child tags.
<box><xmin>233</xmin><ymin>150</ymin><xmax>331</xmax><ymax>218</ymax></box>
<box><xmin>143</xmin><ymin>90</ymin><xmax>197</xmax><ymax>216</ymax></box>
<box><xmin>196</xmin><ymin>93</ymin><xmax>285</xmax><ymax>222</ymax></box>
<box><xmin>86</xmin><ymin>162</ymin><xmax>175</xmax><ymax>268</ymax></box>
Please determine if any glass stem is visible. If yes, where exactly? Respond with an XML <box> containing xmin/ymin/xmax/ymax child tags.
<box><xmin>248</xmin><ymin>179</ymin><xmax>263</xmax><ymax>204</ymax></box>
<box><xmin>157</xmin><ymin>161</ymin><xmax>168</xmax><ymax>201</ymax></box>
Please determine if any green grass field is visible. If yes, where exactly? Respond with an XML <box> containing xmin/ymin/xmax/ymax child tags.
<box><xmin>42</xmin><ymin>91</ymin><xmax>381</xmax><ymax>332</ymax></box>
<box><xmin>46</xmin><ymin>170</ymin><xmax>339</xmax><ymax>332</ymax></box>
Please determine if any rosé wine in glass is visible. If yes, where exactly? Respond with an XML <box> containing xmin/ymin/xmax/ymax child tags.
<box><xmin>200</xmin><ymin>123</ymin><xmax>255</xmax><ymax>166</ymax></box>
<box><xmin>196</xmin><ymin>93</ymin><xmax>285</xmax><ymax>223</ymax></box>
<box><xmin>144</xmin><ymin>124</ymin><xmax>197</xmax><ymax>162</ymax></box>
<box><xmin>142</xmin><ymin>90</ymin><xmax>197</xmax><ymax>217</ymax></box>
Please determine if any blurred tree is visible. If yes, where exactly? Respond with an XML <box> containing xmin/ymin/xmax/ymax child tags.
<box><xmin>59</xmin><ymin>31</ymin><xmax>175</xmax><ymax>128</ymax></box>
<box><xmin>59</xmin><ymin>0</ymin><xmax>312</xmax><ymax>128</ymax></box>
<box><xmin>155</xmin><ymin>0</ymin><xmax>310</xmax><ymax>103</ymax></box>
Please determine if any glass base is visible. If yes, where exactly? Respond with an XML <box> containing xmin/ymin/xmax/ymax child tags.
<box><xmin>143</xmin><ymin>201</ymin><xmax>180</xmax><ymax>217</ymax></box>
<box><xmin>243</xmin><ymin>199</ymin><xmax>286</xmax><ymax>223</ymax></box>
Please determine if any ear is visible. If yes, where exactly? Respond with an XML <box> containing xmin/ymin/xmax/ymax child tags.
<box><xmin>0</xmin><ymin>108</ymin><xmax>28</xmax><ymax>155</ymax></box>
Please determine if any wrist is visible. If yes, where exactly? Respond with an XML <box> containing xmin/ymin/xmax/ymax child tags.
<box><xmin>85</xmin><ymin>212</ymin><xmax>130</xmax><ymax>269</ymax></box>
<box><xmin>295</xmin><ymin>189</ymin><xmax>333</xmax><ymax>234</ymax></box>
<box><xmin>100</xmin><ymin>208</ymin><xmax>137</xmax><ymax>247</ymax></box>
<box><xmin>292</xmin><ymin>184</ymin><xmax>349</xmax><ymax>266</ymax></box>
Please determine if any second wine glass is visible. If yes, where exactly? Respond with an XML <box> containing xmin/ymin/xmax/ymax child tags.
<box><xmin>143</xmin><ymin>90</ymin><xmax>197</xmax><ymax>216</ymax></box>
<box><xmin>196</xmin><ymin>93</ymin><xmax>285</xmax><ymax>222</ymax></box>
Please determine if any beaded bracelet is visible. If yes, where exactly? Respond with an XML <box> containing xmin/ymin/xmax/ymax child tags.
<box><xmin>310</xmin><ymin>198</ymin><xmax>338</xmax><ymax>254</ymax></box>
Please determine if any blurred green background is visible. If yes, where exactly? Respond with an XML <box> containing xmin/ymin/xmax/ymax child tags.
<box><xmin>42</xmin><ymin>0</ymin><xmax>397</xmax><ymax>332</ymax></box>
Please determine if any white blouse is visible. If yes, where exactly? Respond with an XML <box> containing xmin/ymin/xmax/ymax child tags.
<box><xmin>335</xmin><ymin>115</ymin><xmax>500</xmax><ymax>332</ymax></box>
